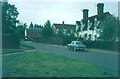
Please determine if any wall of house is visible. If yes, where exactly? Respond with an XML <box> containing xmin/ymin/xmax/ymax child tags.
<box><xmin>26</xmin><ymin>30</ymin><xmax>42</xmax><ymax>41</ymax></box>
<box><xmin>77</xmin><ymin>20</ymin><xmax>99</xmax><ymax>41</ymax></box>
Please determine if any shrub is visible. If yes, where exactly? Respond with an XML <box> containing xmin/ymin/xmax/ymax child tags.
<box><xmin>2</xmin><ymin>33</ymin><xmax>20</xmax><ymax>49</ymax></box>
<box><xmin>83</xmin><ymin>41</ymin><xmax>118</xmax><ymax>51</ymax></box>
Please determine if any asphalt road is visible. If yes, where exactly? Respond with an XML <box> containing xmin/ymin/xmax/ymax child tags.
<box><xmin>21</xmin><ymin>41</ymin><xmax>118</xmax><ymax>72</ymax></box>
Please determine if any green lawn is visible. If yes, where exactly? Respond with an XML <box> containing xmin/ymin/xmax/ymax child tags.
<box><xmin>2</xmin><ymin>51</ymin><xmax>118</xmax><ymax>77</ymax></box>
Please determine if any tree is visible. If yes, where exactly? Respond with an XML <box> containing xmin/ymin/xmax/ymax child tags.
<box><xmin>38</xmin><ymin>25</ymin><xmax>43</xmax><ymax>28</ymax></box>
<box><xmin>58</xmin><ymin>28</ymin><xmax>65</xmax><ymax>37</ymax></box>
<box><xmin>99</xmin><ymin>15</ymin><xmax>119</xmax><ymax>41</ymax></box>
<box><xmin>42</xmin><ymin>20</ymin><xmax>54</xmax><ymax>38</ymax></box>
<box><xmin>29</xmin><ymin>22</ymin><xmax>33</xmax><ymax>28</ymax></box>
<box><xmin>34</xmin><ymin>24</ymin><xmax>38</xmax><ymax>28</ymax></box>
<box><xmin>34</xmin><ymin>24</ymin><xmax>43</xmax><ymax>28</ymax></box>
<box><xmin>2</xmin><ymin>2</ymin><xmax>19</xmax><ymax>33</ymax></box>
<box><xmin>16</xmin><ymin>23</ymin><xmax>27</xmax><ymax>39</ymax></box>
<box><xmin>2</xmin><ymin>2</ymin><xmax>20</xmax><ymax>49</ymax></box>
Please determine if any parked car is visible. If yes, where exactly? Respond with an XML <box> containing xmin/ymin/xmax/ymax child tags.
<box><xmin>67</xmin><ymin>41</ymin><xmax>86</xmax><ymax>51</ymax></box>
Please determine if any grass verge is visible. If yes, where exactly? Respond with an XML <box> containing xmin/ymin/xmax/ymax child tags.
<box><xmin>2</xmin><ymin>51</ymin><xmax>118</xmax><ymax>77</ymax></box>
<box><xmin>2</xmin><ymin>49</ymin><xmax>25</xmax><ymax>54</ymax></box>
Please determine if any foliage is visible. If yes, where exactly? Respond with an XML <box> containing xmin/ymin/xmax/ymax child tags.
<box><xmin>83</xmin><ymin>41</ymin><xmax>118</xmax><ymax>51</ymax></box>
<box><xmin>57</xmin><ymin>28</ymin><xmax>65</xmax><ymax>37</ymax></box>
<box><xmin>42</xmin><ymin>20</ymin><xmax>54</xmax><ymax>38</ymax></box>
<box><xmin>16</xmin><ymin>23</ymin><xmax>27</xmax><ymax>39</ymax></box>
<box><xmin>99</xmin><ymin>15</ymin><xmax>119</xmax><ymax>41</ymax></box>
<box><xmin>29</xmin><ymin>22</ymin><xmax>34</xmax><ymax>28</ymax></box>
<box><xmin>34</xmin><ymin>24</ymin><xmax>38</xmax><ymax>28</ymax></box>
<box><xmin>2</xmin><ymin>2</ymin><xmax>20</xmax><ymax>49</ymax></box>
<box><xmin>34</xmin><ymin>24</ymin><xmax>43</xmax><ymax>28</ymax></box>
<box><xmin>2</xmin><ymin>33</ymin><xmax>20</xmax><ymax>49</ymax></box>
<box><xmin>2</xmin><ymin>2</ymin><xmax>19</xmax><ymax>33</ymax></box>
<box><xmin>57</xmin><ymin>28</ymin><xmax>76</xmax><ymax>45</ymax></box>
<box><xmin>58</xmin><ymin>28</ymin><xmax>75</xmax><ymax>38</ymax></box>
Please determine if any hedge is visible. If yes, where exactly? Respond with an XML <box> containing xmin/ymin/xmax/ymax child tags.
<box><xmin>2</xmin><ymin>33</ymin><xmax>20</xmax><ymax>49</ymax></box>
<box><xmin>83</xmin><ymin>41</ymin><xmax>119</xmax><ymax>51</ymax></box>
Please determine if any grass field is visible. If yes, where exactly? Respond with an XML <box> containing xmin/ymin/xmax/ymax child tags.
<box><xmin>2</xmin><ymin>51</ymin><xmax>118</xmax><ymax>77</ymax></box>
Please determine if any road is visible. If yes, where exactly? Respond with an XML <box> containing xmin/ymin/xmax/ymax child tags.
<box><xmin>21</xmin><ymin>41</ymin><xmax>118</xmax><ymax>72</ymax></box>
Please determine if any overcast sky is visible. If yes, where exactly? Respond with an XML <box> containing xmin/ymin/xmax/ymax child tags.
<box><xmin>8</xmin><ymin>0</ymin><xmax>119</xmax><ymax>25</ymax></box>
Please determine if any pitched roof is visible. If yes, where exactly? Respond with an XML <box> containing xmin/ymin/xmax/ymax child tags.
<box><xmin>88</xmin><ymin>12</ymin><xmax>111</xmax><ymax>20</ymax></box>
<box><xmin>53</xmin><ymin>23</ymin><xmax>76</xmax><ymax>30</ymax></box>
<box><xmin>76</xmin><ymin>21</ymin><xmax>81</xmax><ymax>32</ymax></box>
<box><xmin>76</xmin><ymin>21</ymin><xmax>81</xmax><ymax>26</ymax></box>
<box><xmin>26</xmin><ymin>28</ymin><xmax>42</xmax><ymax>33</ymax></box>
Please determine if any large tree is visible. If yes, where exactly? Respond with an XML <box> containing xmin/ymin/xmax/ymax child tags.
<box><xmin>2</xmin><ymin>2</ymin><xmax>19</xmax><ymax>33</ymax></box>
<box><xmin>2</xmin><ymin>2</ymin><xmax>20</xmax><ymax>49</ymax></box>
<box><xmin>42</xmin><ymin>20</ymin><xmax>53</xmax><ymax>38</ymax></box>
<box><xmin>99</xmin><ymin>15</ymin><xmax>119</xmax><ymax>41</ymax></box>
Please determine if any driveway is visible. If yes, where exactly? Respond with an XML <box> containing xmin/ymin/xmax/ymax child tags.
<box><xmin>21</xmin><ymin>41</ymin><xmax>118</xmax><ymax>72</ymax></box>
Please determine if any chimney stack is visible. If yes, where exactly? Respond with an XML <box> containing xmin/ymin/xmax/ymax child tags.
<box><xmin>82</xmin><ymin>9</ymin><xmax>89</xmax><ymax>30</ymax></box>
<box><xmin>97</xmin><ymin>3</ymin><xmax>104</xmax><ymax>15</ymax></box>
<box><xmin>97</xmin><ymin>3</ymin><xmax>104</xmax><ymax>20</ymax></box>
<box><xmin>83</xmin><ymin>9</ymin><xmax>89</xmax><ymax>21</ymax></box>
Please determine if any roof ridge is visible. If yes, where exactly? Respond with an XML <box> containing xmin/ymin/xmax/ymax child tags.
<box><xmin>53</xmin><ymin>23</ymin><xmax>75</xmax><ymax>25</ymax></box>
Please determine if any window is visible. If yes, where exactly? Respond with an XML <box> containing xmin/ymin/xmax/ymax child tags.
<box><xmin>71</xmin><ymin>41</ymin><xmax>74</xmax><ymax>44</ymax></box>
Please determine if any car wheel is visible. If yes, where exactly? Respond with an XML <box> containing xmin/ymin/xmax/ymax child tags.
<box><xmin>68</xmin><ymin>47</ymin><xmax>71</xmax><ymax>51</ymax></box>
<box><xmin>73</xmin><ymin>47</ymin><xmax>76</xmax><ymax>51</ymax></box>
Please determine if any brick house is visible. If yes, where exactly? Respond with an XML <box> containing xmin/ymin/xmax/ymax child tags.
<box><xmin>76</xmin><ymin>3</ymin><xmax>112</xmax><ymax>41</ymax></box>
<box><xmin>52</xmin><ymin>21</ymin><xmax>76</xmax><ymax>36</ymax></box>
<box><xmin>26</xmin><ymin>28</ymin><xmax>42</xmax><ymax>41</ymax></box>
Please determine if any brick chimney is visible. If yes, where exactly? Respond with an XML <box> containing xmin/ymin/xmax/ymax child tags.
<box><xmin>82</xmin><ymin>9</ymin><xmax>89</xmax><ymax>30</ymax></box>
<box><xmin>97</xmin><ymin>3</ymin><xmax>104</xmax><ymax>21</ymax></box>
<box><xmin>83</xmin><ymin>9</ymin><xmax>89</xmax><ymax>21</ymax></box>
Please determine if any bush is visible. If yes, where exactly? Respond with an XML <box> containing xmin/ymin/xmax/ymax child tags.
<box><xmin>83</xmin><ymin>41</ymin><xmax>119</xmax><ymax>51</ymax></box>
<box><xmin>2</xmin><ymin>33</ymin><xmax>20</xmax><ymax>49</ymax></box>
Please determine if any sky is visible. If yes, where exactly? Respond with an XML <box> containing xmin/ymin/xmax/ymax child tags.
<box><xmin>8</xmin><ymin>0</ymin><xmax>119</xmax><ymax>25</ymax></box>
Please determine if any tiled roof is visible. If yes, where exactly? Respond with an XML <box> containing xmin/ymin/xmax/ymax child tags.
<box><xmin>53</xmin><ymin>23</ymin><xmax>76</xmax><ymax>29</ymax></box>
<box><xmin>26</xmin><ymin>28</ymin><xmax>42</xmax><ymax>32</ymax></box>
<box><xmin>88</xmin><ymin>12</ymin><xmax>111</xmax><ymax>20</ymax></box>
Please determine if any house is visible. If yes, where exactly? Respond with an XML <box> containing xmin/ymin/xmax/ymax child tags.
<box><xmin>26</xmin><ymin>3</ymin><xmax>113</xmax><ymax>42</ymax></box>
<box><xmin>26</xmin><ymin>28</ymin><xmax>42</xmax><ymax>41</ymax></box>
<box><xmin>52</xmin><ymin>21</ymin><xmax>76</xmax><ymax>36</ymax></box>
<box><xmin>76</xmin><ymin>3</ymin><xmax>112</xmax><ymax>41</ymax></box>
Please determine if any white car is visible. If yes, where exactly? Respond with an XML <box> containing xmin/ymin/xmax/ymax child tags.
<box><xmin>67</xmin><ymin>41</ymin><xmax>86</xmax><ymax>51</ymax></box>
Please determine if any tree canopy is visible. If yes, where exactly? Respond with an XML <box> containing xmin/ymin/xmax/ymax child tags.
<box><xmin>2</xmin><ymin>2</ymin><xmax>20</xmax><ymax>49</ymax></box>
<box><xmin>16</xmin><ymin>23</ymin><xmax>27</xmax><ymax>39</ymax></box>
<box><xmin>2</xmin><ymin>2</ymin><xmax>19</xmax><ymax>33</ymax></box>
<box><xmin>29</xmin><ymin>22</ymin><xmax>34</xmax><ymax>28</ymax></box>
<box><xmin>42</xmin><ymin>20</ymin><xmax>54</xmax><ymax>38</ymax></box>
<box><xmin>99</xmin><ymin>15</ymin><xmax>119</xmax><ymax>41</ymax></box>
